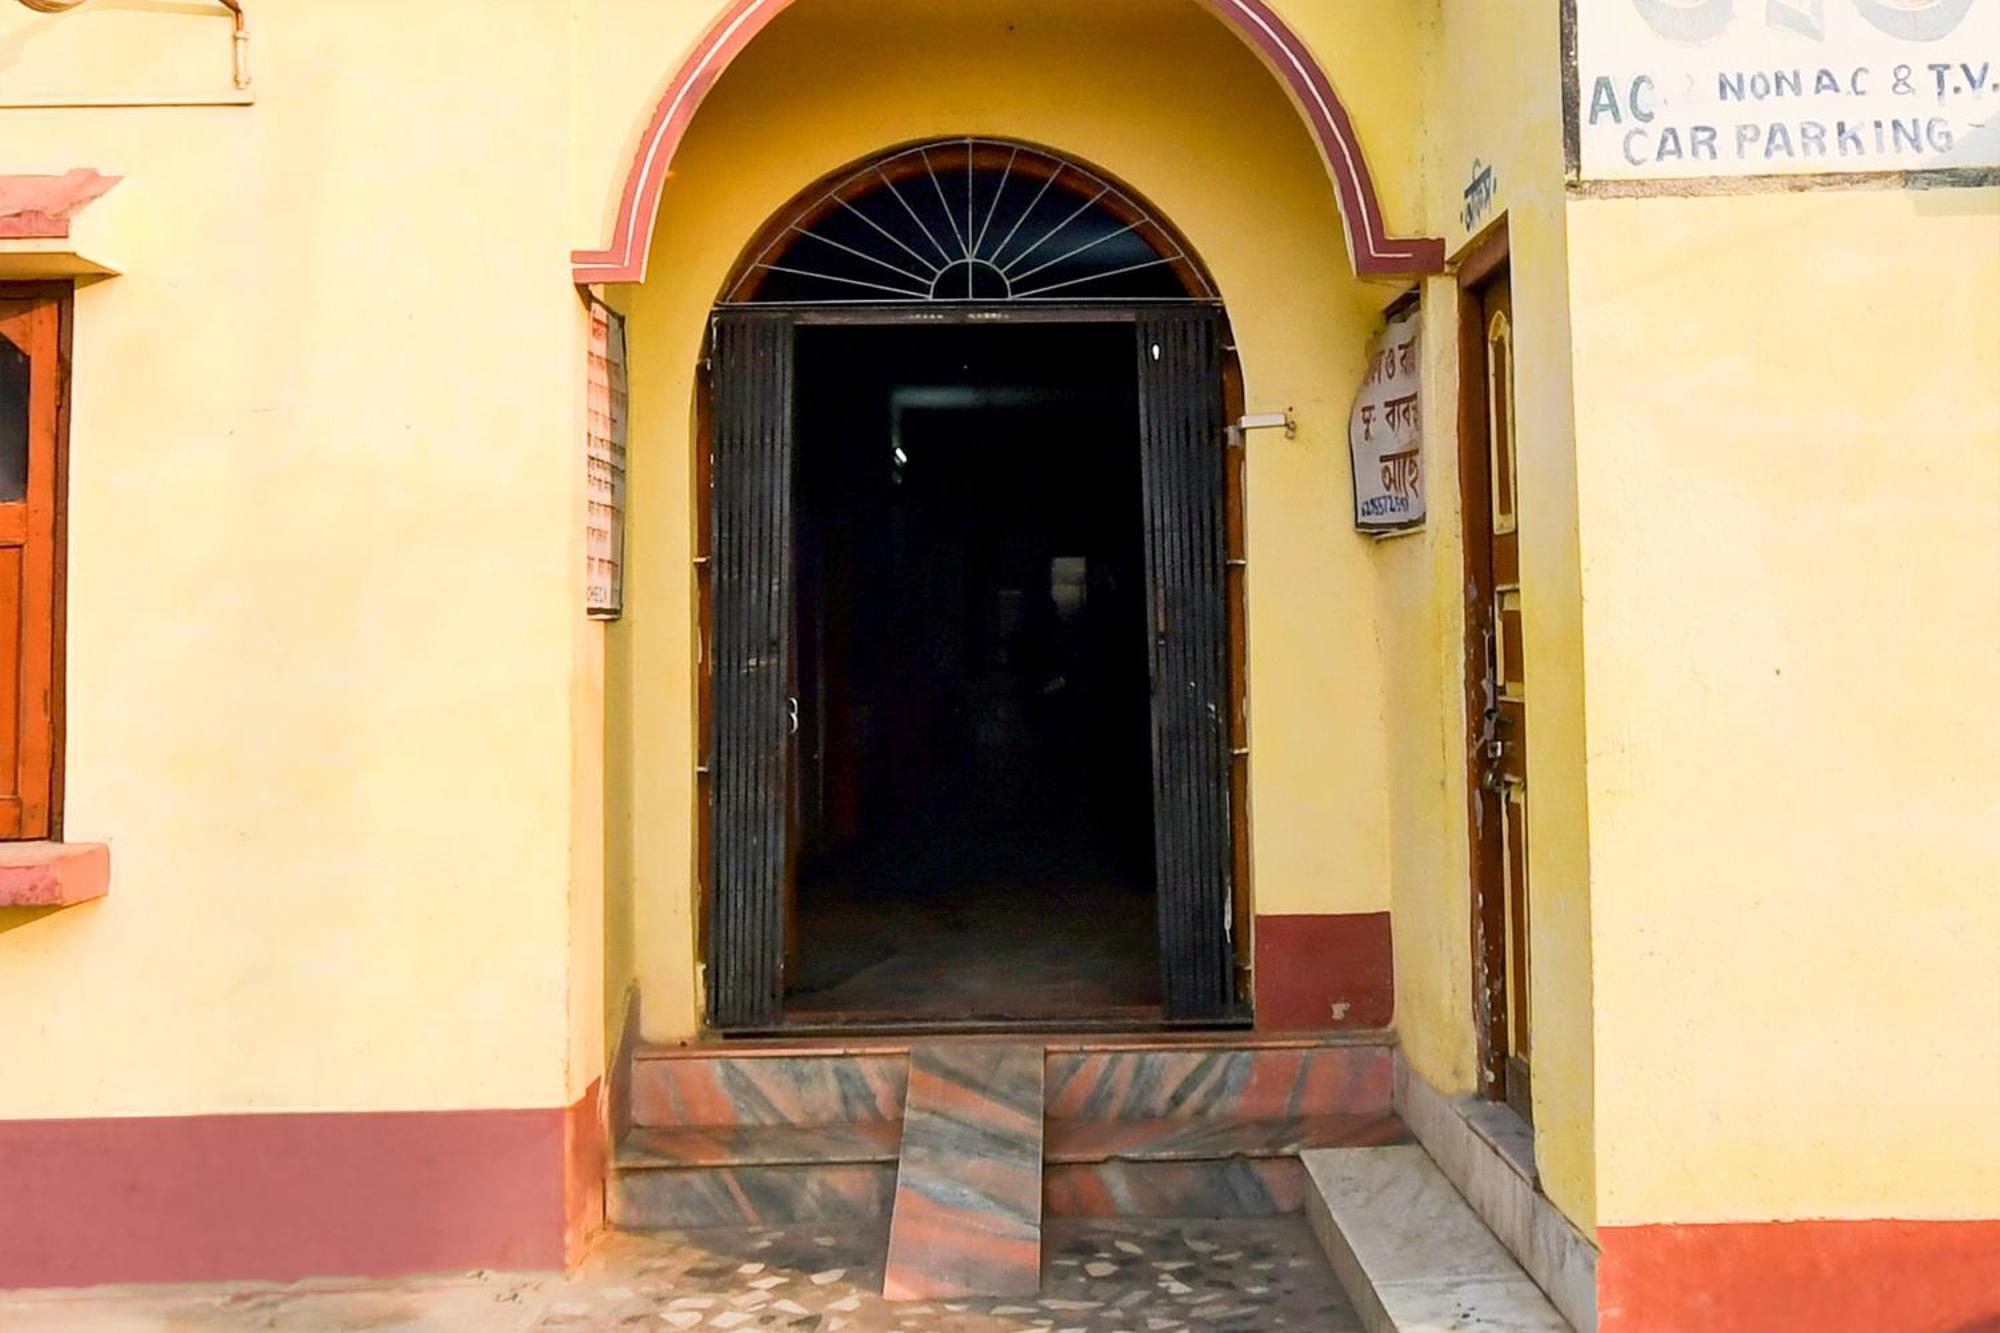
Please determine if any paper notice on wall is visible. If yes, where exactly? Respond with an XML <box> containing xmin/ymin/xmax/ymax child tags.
<box><xmin>586</xmin><ymin>300</ymin><xmax>629</xmax><ymax>618</ymax></box>
<box><xmin>1574</xmin><ymin>0</ymin><xmax>2000</xmax><ymax>180</ymax></box>
<box><xmin>1350</xmin><ymin>309</ymin><xmax>1425</xmax><ymax>537</ymax></box>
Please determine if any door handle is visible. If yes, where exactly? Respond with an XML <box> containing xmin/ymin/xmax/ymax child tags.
<box><xmin>786</xmin><ymin>697</ymin><xmax>800</xmax><ymax>735</ymax></box>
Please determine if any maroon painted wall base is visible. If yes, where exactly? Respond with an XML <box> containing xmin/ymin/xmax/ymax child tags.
<box><xmin>1599</xmin><ymin>1218</ymin><xmax>2000</xmax><ymax>1333</ymax></box>
<box><xmin>1252</xmin><ymin>911</ymin><xmax>1393</xmax><ymax>1031</ymax></box>
<box><xmin>565</xmin><ymin>1078</ymin><xmax>608</xmax><ymax>1266</ymax></box>
<box><xmin>0</xmin><ymin>1082</ymin><xmax>604</xmax><ymax>1290</ymax></box>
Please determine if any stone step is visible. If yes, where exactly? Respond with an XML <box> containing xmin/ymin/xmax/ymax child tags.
<box><xmin>610</xmin><ymin>1161</ymin><xmax>898</xmax><ymax>1229</ymax></box>
<box><xmin>1046</xmin><ymin>1110</ymin><xmax>1409</xmax><ymax>1163</ymax></box>
<box><xmin>609</xmin><ymin>1120</ymin><xmax>904</xmax><ymax>1229</ymax></box>
<box><xmin>609</xmin><ymin>1036</ymin><xmax>1405</xmax><ymax>1240</ymax></box>
<box><xmin>882</xmin><ymin>1043</ymin><xmax>1045</xmax><ymax>1301</ymax></box>
<box><xmin>1045</xmin><ymin>1158</ymin><xmax>1313</xmax><ymax>1218</ymax></box>
<box><xmin>1045</xmin><ymin>1041</ymin><xmax>1392</xmax><ymax>1121</ymax></box>
<box><xmin>1042</xmin><ymin>1111</ymin><xmax>1409</xmax><ymax>1220</ymax></box>
<box><xmin>629</xmin><ymin>1049</ymin><xmax>907</xmax><ymax>1127</ymax></box>
<box><xmin>1303</xmin><ymin>1145</ymin><xmax>1572</xmax><ymax>1333</ymax></box>
<box><xmin>617</xmin><ymin>1121</ymin><xmax>903</xmax><ymax>1169</ymax></box>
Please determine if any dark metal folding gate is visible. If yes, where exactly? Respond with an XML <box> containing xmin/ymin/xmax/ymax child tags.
<box><xmin>706</xmin><ymin>312</ymin><xmax>795</xmax><ymax>1029</ymax></box>
<box><xmin>704</xmin><ymin>305</ymin><xmax>1235</xmax><ymax>1029</ymax></box>
<box><xmin>1134</xmin><ymin>309</ymin><xmax>1235</xmax><ymax>1020</ymax></box>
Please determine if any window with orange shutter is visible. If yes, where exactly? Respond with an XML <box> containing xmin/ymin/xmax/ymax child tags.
<box><xmin>0</xmin><ymin>287</ymin><xmax>66</xmax><ymax>841</ymax></box>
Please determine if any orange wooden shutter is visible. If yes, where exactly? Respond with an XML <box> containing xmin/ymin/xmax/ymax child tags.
<box><xmin>0</xmin><ymin>294</ymin><xmax>62</xmax><ymax>840</ymax></box>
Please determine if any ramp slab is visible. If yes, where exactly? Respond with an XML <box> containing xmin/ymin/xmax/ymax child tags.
<box><xmin>882</xmin><ymin>1043</ymin><xmax>1045</xmax><ymax>1300</ymax></box>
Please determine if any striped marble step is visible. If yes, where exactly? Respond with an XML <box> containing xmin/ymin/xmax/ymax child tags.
<box><xmin>1041</xmin><ymin>1112</ymin><xmax>1408</xmax><ymax>1220</ymax></box>
<box><xmin>1046</xmin><ymin>1041</ymin><xmax>1392</xmax><ymax>1122</ymax></box>
<box><xmin>882</xmin><ymin>1043</ymin><xmax>1045</xmax><ymax>1301</ymax></box>
<box><xmin>629</xmin><ymin>1049</ymin><xmax>907</xmax><ymax>1127</ymax></box>
<box><xmin>617</xmin><ymin>1121</ymin><xmax>903</xmax><ymax>1169</ymax></box>
<box><xmin>614</xmin><ymin>1053</ymin><xmax>907</xmax><ymax>1230</ymax></box>
<box><xmin>1045</xmin><ymin>1158</ymin><xmax>1311</xmax><ymax>1218</ymax></box>
<box><xmin>1046</xmin><ymin>1110</ymin><xmax>1410</xmax><ymax>1164</ymax></box>
<box><xmin>610</xmin><ymin>1120</ymin><xmax>901</xmax><ymax>1228</ymax></box>
<box><xmin>611</xmin><ymin>1160</ymin><xmax>898</xmax><ymax>1229</ymax></box>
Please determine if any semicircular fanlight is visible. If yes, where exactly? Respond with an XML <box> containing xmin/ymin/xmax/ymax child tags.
<box><xmin>724</xmin><ymin>139</ymin><xmax>1214</xmax><ymax>305</ymax></box>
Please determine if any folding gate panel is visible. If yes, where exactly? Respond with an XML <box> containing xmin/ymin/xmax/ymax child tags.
<box><xmin>1135</xmin><ymin>310</ymin><xmax>1235</xmax><ymax>1021</ymax></box>
<box><xmin>707</xmin><ymin>313</ymin><xmax>795</xmax><ymax>1029</ymax></box>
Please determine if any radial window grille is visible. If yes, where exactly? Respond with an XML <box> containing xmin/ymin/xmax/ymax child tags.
<box><xmin>725</xmin><ymin>139</ymin><xmax>1214</xmax><ymax>305</ymax></box>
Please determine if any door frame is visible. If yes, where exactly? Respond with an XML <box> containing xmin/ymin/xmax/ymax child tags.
<box><xmin>1455</xmin><ymin>221</ymin><xmax>1528</xmax><ymax>1112</ymax></box>
<box><xmin>693</xmin><ymin>299</ymin><xmax>1252</xmax><ymax>1032</ymax></box>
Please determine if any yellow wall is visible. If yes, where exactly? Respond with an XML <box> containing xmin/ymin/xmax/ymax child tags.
<box><xmin>601</xmin><ymin>0</ymin><xmax>1430</xmax><ymax>1041</ymax></box>
<box><xmin>1570</xmin><ymin>185</ymin><xmax>2000</xmax><ymax>1226</ymax></box>
<box><xmin>10</xmin><ymin>0</ymin><xmax>1991</xmax><ymax>1249</ymax></box>
<box><xmin>0</xmin><ymin>0</ymin><xmax>601</xmax><ymax>1117</ymax></box>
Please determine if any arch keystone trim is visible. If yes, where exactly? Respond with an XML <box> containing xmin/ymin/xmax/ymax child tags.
<box><xmin>571</xmin><ymin>0</ymin><xmax>1443</xmax><ymax>286</ymax></box>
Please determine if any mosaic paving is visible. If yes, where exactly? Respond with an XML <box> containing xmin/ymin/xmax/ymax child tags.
<box><xmin>0</xmin><ymin>1218</ymin><xmax>1361</xmax><ymax>1332</ymax></box>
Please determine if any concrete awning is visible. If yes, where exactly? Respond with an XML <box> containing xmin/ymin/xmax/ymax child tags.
<box><xmin>0</xmin><ymin>169</ymin><xmax>126</xmax><ymax>279</ymax></box>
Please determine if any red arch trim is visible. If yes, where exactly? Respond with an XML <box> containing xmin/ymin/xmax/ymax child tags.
<box><xmin>570</xmin><ymin>0</ymin><xmax>1444</xmax><ymax>286</ymax></box>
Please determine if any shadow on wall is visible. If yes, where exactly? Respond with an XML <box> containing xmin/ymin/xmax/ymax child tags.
<box><xmin>0</xmin><ymin>904</ymin><xmax>63</xmax><ymax>937</ymax></box>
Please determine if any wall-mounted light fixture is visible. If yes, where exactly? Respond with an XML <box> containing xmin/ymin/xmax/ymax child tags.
<box><xmin>9</xmin><ymin>0</ymin><xmax>249</xmax><ymax>92</ymax></box>
<box><xmin>1229</xmin><ymin>411</ymin><xmax>1297</xmax><ymax>448</ymax></box>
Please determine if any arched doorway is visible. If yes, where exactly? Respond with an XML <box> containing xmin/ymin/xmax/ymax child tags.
<box><xmin>700</xmin><ymin>139</ymin><xmax>1246</xmax><ymax>1031</ymax></box>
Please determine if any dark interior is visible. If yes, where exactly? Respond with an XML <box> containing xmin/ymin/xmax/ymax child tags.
<box><xmin>787</xmin><ymin>322</ymin><xmax>1161</xmax><ymax>1022</ymax></box>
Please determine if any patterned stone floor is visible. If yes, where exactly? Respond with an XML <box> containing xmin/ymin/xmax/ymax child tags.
<box><xmin>0</xmin><ymin>1218</ymin><xmax>1362</xmax><ymax>1332</ymax></box>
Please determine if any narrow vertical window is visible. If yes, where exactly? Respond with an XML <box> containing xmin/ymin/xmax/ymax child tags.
<box><xmin>1486</xmin><ymin>310</ymin><xmax>1518</xmax><ymax>536</ymax></box>
<box><xmin>0</xmin><ymin>339</ymin><xmax>28</xmax><ymax>503</ymax></box>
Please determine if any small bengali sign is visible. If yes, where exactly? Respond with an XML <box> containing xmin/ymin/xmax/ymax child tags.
<box><xmin>1350</xmin><ymin>309</ymin><xmax>1425</xmax><ymax>537</ymax></box>
<box><xmin>1575</xmin><ymin>0</ymin><xmax>2000</xmax><ymax>181</ymax></box>
<box><xmin>586</xmin><ymin>300</ymin><xmax>628</xmax><ymax>618</ymax></box>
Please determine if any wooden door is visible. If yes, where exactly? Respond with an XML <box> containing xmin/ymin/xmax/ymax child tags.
<box><xmin>0</xmin><ymin>294</ymin><xmax>61</xmax><ymax>842</ymax></box>
<box><xmin>1462</xmin><ymin>261</ymin><xmax>1532</xmax><ymax>1119</ymax></box>
<box><xmin>1135</xmin><ymin>310</ymin><xmax>1234</xmax><ymax>1021</ymax></box>
<box><xmin>705</xmin><ymin>312</ymin><xmax>796</xmax><ymax>1029</ymax></box>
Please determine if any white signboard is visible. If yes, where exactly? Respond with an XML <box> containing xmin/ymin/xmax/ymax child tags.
<box><xmin>1350</xmin><ymin>309</ymin><xmax>1425</xmax><ymax>537</ymax></box>
<box><xmin>586</xmin><ymin>301</ymin><xmax>629</xmax><ymax>619</ymax></box>
<box><xmin>1576</xmin><ymin>0</ymin><xmax>2000</xmax><ymax>179</ymax></box>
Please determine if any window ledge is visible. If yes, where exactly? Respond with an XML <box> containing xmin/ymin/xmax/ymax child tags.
<box><xmin>0</xmin><ymin>841</ymin><xmax>109</xmax><ymax>908</ymax></box>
